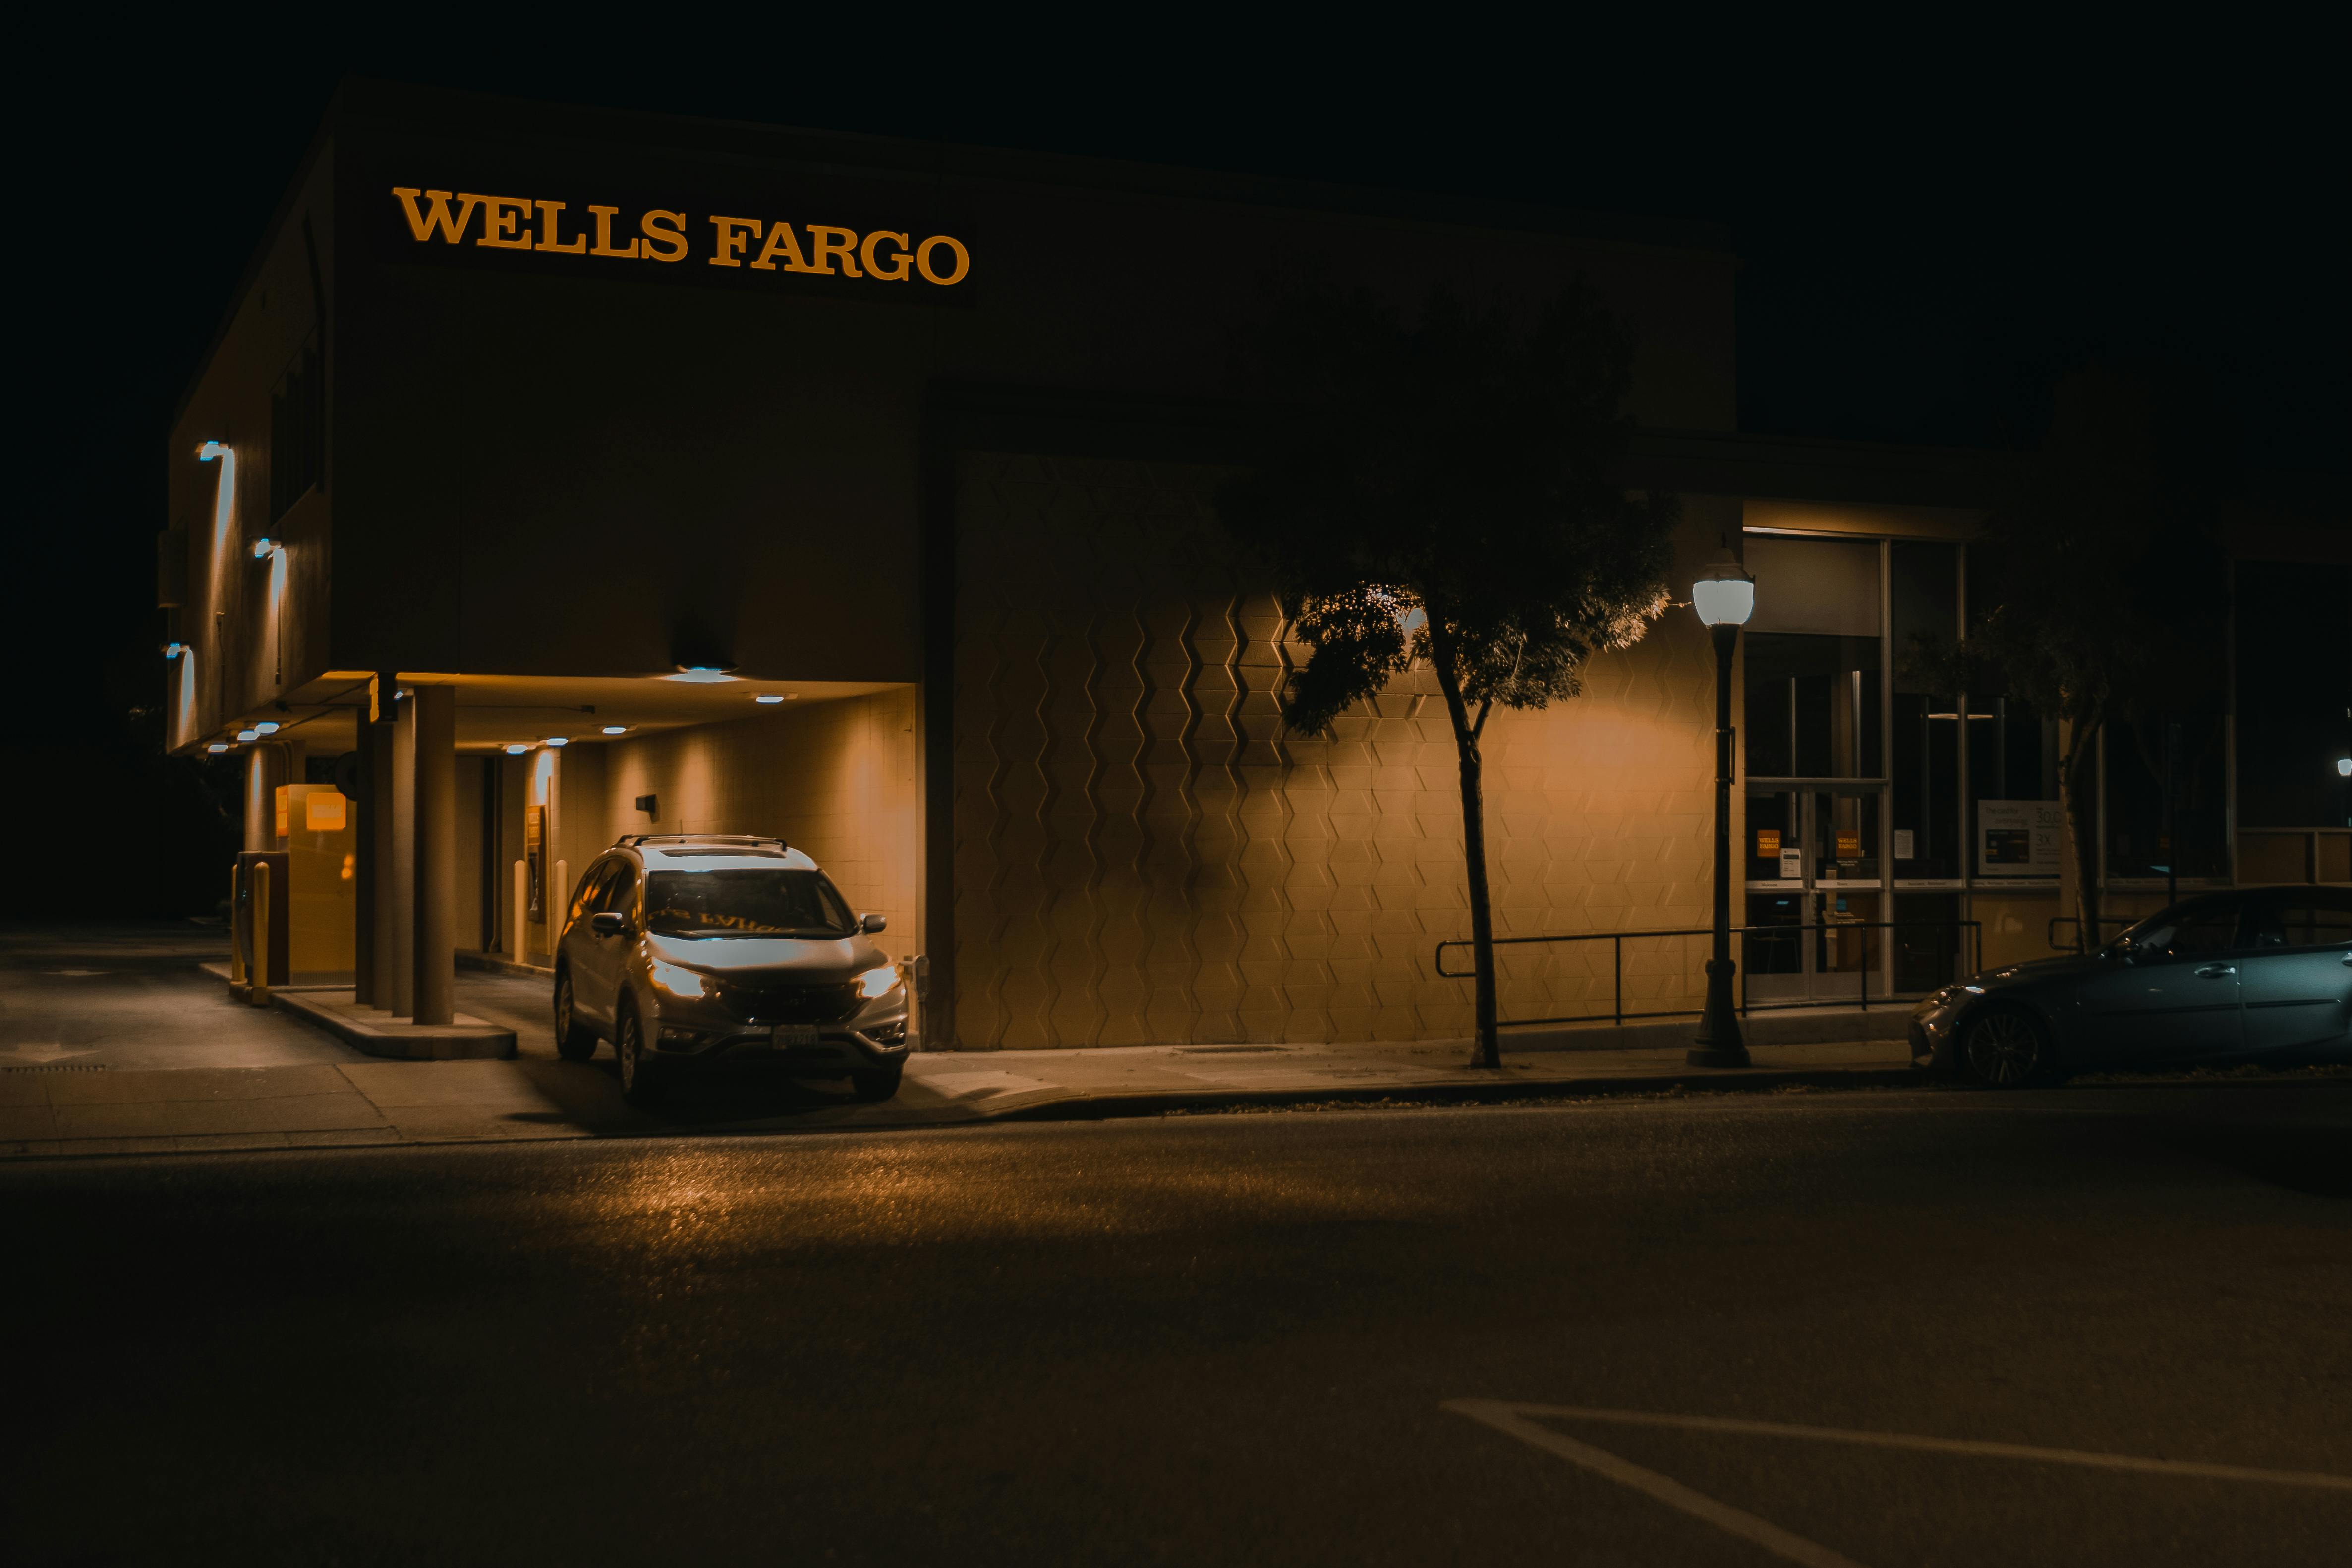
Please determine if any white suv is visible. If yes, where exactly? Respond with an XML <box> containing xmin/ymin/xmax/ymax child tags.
<box><xmin>552</xmin><ymin>835</ymin><xmax>909</xmax><ymax>1105</ymax></box>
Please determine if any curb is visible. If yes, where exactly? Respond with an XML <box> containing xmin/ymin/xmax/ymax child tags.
<box><xmin>992</xmin><ymin>1065</ymin><xmax>1930</xmax><ymax>1121</ymax></box>
<box><xmin>272</xmin><ymin>992</ymin><xmax>518</xmax><ymax>1061</ymax></box>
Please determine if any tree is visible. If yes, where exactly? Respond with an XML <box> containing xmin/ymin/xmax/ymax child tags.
<box><xmin>1940</xmin><ymin>365</ymin><xmax>2230</xmax><ymax>950</ymax></box>
<box><xmin>1219</xmin><ymin>283</ymin><xmax>1679</xmax><ymax>1068</ymax></box>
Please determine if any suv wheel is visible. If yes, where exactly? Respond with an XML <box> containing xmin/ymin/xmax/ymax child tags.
<box><xmin>616</xmin><ymin>1006</ymin><xmax>664</xmax><ymax>1106</ymax></box>
<box><xmin>554</xmin><ymin>971</ymin><xmax>598</xmax><ymax>1062</ymax></box>
<box><xmin>1960</xmin><ymin>1007</ymin><xmax>2054</xmax><ymax>1087</ymax></box>
<box><xmin>849</xmin><ymin>1063</ymin><xmax>904</xmax><ymax>1103</ymax></box>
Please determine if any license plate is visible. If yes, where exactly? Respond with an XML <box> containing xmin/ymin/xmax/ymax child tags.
<box><xmin>771</xmin><ymin>1024</ymin><xmax>820</xmax><ymax>1048</ymax></box>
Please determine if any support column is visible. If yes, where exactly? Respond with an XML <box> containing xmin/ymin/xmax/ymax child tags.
<box><xmin>244</xmin><ymin>748</ymin><xmax>274</xmax><ymax>851</ymax></box>
<box><xmin>353</xmin><ymin>717</ymin><xmax>379</xmax><ymax>1005</ymax></box>
<box><xmin>391</xmin><ymin>690</ymin><xmax>416</xmax><ymax>1018</ymax></box>
<box><xmin>411</xmin><ymin>684</ymin><xmax>457</xmax><ymax>1027</ymax></box>
<box><xmin>369</xmin><ymin>712</ymin><xmax>398</xmax><ymax>1010</ymax></box>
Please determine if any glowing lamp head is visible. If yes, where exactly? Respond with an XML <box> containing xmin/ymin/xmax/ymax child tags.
<box><xmin>198</xmin><ymin>441</ymin><xmax>229</xmax><ymax>461</ymax></box>
<box><xmin>251</xmin><ymin>537</ymin><xmax>278</xmax><ymax>560</ymax></box>
<box><xmin>162</xmin><ymin>642</ymin><xmax>187</xmax><ymax>659</ymax></box>
<box><xmin>236</xmin><ymin>728</ymin><xmax>259</xmax><ymax>742</ymax></box>
<box><xmin>207</xmin><ymin>742</ymin><xmax>230</xmax><ymax>753</ymax></box>
<box><xmin>1691</xmin><ymin>549</ymin><xmax>1756</xmax><ymax>628</ymax></box>
<box><xmin>544</xmin><ymin>736</ymin><xmax>569</xmax><ymax>748</ymax></box>
<box><xmin>503</xmin><ymin>744</ymin><xmax>530</xmax><ymax>755</ymax></box>
<box><xmin>754</xmin><ymin>694</ymin><xmax>786</xmax><ymax>705</ymax></box>
<box><xmin>665</xmin><ymin>665</ymin><xmax>739</xmax><ymax>684</ymax></box>
<box><xmin>2338</xmin><ymin>758</ymin><xmax>2352</xmax><ymax>778</ymax></box>
<box><xmin>601</xmin><ymin>725</ymin><xmax>628</xmax><ymax>735</ymax></box>
<box><xmin>254</xmin><ymin>720</ymin><xmax>280</xmax><ymax>734</ymax></box>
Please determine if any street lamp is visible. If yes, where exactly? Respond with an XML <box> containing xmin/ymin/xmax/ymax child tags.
<box><xmin>1689</xmin><ymin>547</ymin><xmax>1755</xmax><ymax>1068</ymax></box>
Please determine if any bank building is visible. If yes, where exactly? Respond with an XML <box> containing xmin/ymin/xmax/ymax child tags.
<box><xmin>165</xmin><ymin>80</ymin><xmax>2352</xmax><ymax>1050</ymax></box>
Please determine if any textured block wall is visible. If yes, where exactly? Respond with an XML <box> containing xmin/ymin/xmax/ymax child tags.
<box><xmin>593</xmin><ymin>690</ymin><xmax>921</xmax><ymax>963</ymax></box>
<box><xmin>952</xmin><ymin>453</ymin><xmax>1727</xmax><ymax>1049</ymax></box>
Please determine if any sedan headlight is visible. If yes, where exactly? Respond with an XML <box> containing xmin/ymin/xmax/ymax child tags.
<box><xmin>855</xmin><ymin>964</ymin><xmax>903</xmax><ymax>1002</ymax></box>
<box><xmin>648</xmin><ymin>957</ymin><xmax>709</xmax><ymax>1000</ymax></box>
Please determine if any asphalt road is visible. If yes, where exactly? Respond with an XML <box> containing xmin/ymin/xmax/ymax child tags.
<box><xmin>5</xmin><ymin>1084</ymin><xmax>2349</xmax><ymax>1566</ymax></box>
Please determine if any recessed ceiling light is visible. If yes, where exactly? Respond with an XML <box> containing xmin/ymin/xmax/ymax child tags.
<box><xmin>207</xmin><ymin>742</ymin><xmax>230</xmax><ymax>753</ymax></box>
<box><xmin>754</xmin><ymin>694</ymin><xmax>786</xmax><ymax>704</ymax></box>
<box><xmin>544</xmin><ymin>736</ymin><xmax>569</xmax><ymax>748</ymax></box>
<box><xmin>601</xmin><ymin>725</ymin><xmax>628</xmax><ymax>735</ymax></box>
<box><xmin>663</xmin><ymin>666</ymin><xmax>739</xmax><ymax>684</ymax></box>
<box><xmin>254</xmin><ymin>720</ymin><xmax>280</xmax><ymax>734</ymax></box>
<box><xmin>236</xmin><ymin>728</ymin><xmax>259</xmax><ymax>741</ymax></box>
<box><xmin>504</xmin><ymin>743</ymin><xmax>529</xmax><ymax>755</ymax></box>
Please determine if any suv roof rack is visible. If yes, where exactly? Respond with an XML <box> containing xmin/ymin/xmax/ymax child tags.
<box><xmin>615</xmin><ymin>833</ymin><xmax>789</xmax><ymax>852</ymax></box>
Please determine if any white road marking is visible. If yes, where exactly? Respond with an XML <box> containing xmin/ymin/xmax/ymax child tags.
<box><xmin>1461</xmin><ymin>1401</ymin><xmax>2352</xmax><ymax>1494</ymax></box>
<box><xmin>1445</xmin><ymin>1399</ymin><xmax>1868</xmax><ymax>1568</ymax></box>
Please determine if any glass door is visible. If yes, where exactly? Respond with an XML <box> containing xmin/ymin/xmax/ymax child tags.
<box><xmin>1743</xmin><ymin>788</ymin><xmax>1889</xmax><ymax>1005</ymax></box>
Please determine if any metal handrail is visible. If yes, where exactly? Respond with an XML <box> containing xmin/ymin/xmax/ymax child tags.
<box><xmin>1433</xmin><ymin>919</ymin><xmax>1983</xmax><ymax>1029</ymax></box>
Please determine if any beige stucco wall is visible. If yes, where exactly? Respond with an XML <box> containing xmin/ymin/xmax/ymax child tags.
<box><xmin>952</xmin><ymin>453</ymin><xmax>1731</xmax><ymax>1049</ymax></box>
<box><xmin>576</xmin><ymin>692</ymin><xmax>922</xmax><ymax>964</ymax></box>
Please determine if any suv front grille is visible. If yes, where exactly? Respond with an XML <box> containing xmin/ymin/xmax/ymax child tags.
<box><xmin>716</xmin><ymin>981</ymin><xmax>863</xmax><ymax>1025</ymax></box>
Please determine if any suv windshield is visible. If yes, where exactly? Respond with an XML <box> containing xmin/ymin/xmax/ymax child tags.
<box><xmin>643</xmin><ymin>868</ymin><xmax>855</xmax><ymax>939</ymax></box>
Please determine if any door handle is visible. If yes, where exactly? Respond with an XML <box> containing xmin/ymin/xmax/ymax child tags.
<box><xmin>2194</xmin><ymin>964</ymin><xmax>2237</xmax><ymax>978</ymax></box>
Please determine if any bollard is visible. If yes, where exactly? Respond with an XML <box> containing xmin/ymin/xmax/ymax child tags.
<box><xmin>229</xmin><ymin>864</ymin><xmax>246</xmax><ymax>985</ymax></box>
<box><xmin>251</xmin><ymin>860</ymin><xmax>273</xmax><ymax>1005</ymax></box>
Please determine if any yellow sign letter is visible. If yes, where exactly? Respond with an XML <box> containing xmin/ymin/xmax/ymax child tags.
<box><xmin>640</xmin><ymin>209</ymin><xmax>689</xmax><ymax>262</ymax></box>
<box><xmin>916</xmin><ymin>234</ymin><xmax>970</xmax><ymax>285</ymax></box>
<box><xmin>390</xmin><ymin>188</ymin><xmax>483</xmax><ymax>244</ymax></box>
<box><xmin>535</xmin><ymin>201</ymin><xmax>587</xmax><ymax>254</ymax></box>
<box><xmin>708</xmin><ymin>215</ymin><xmax>761</xmax><ymax>267</ymax></box>
<box><xmin>588</xmin><ymin>206</ymin><xmax>641</xmax><ymax>259</ymax></box>
<box><xmin>806</xmin><ymin>225</ymin><xmax>863</xmax><ymax>277</ymax></box>
<box><xmin>860</xmin><ymin>231</ymin><xmax>912</xmax><ymax>281</ymax></box>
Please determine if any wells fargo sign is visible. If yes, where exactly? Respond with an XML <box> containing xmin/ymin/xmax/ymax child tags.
<box><xmin>386</xmin><ymin>186</ymin><xmax>971</xmax><ymax>289</ymax></box>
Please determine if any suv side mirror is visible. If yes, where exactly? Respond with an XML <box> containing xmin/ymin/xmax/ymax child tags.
<box><xmin>589</xmin><ymin>910</ymin><xmax>630</xmax><ymax>938</ymax></box>
<box><xmin>860</xmin><ymin>913</ymin><xmax>887</xmax><ymax>934</ymax></box>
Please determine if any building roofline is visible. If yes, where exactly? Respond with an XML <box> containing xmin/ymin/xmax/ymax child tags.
<box><xmin>329</xmin><ymin>76</ymin><xmax>1735</xmax><ymax>257</ymax></box>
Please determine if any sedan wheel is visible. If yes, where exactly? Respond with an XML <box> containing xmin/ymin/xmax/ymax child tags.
<box><xmin>616</xmin><ymin>1008</ymin><xmax>664</xmax><ymax>1106</ymax></box>
<box><xmin>1961</xmin><ymin>1009</ymin><xmax>2050</xmax><ymax>1087</ymax></box>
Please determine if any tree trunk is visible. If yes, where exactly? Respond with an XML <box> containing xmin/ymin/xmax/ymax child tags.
<box><xmin>1431</xmin><ymin>642</ymin><xmax>1501</xmax><ymax>1068</ymax></box>
<box><xmin>2059</xmin><ymin>711</ymin><xmax>2103</xmax><ymax>952</ymax></box>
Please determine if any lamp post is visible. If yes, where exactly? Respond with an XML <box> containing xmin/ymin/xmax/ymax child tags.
<box><xmin>1689</xmin><ymin>547</ymin><xmax>1755</xmax><ymax>1068</ymax></box>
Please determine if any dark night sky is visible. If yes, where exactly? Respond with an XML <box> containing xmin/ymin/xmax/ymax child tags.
<box><xmin>11</xmin><ymin>12</ymin><xmax>2344</xmax><ymax>749</ymax></box>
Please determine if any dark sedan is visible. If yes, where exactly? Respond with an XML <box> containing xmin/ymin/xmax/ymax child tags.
<box><xmin>1913</xmin><ymin>886</ymin><xmax>2352</xmax><ymax>1085</ymax></box>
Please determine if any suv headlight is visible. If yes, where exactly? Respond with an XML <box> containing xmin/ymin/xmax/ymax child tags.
<box><xmin>648</xmin><ymin>957</ymin><xmax>709</xmax><ymax>1000</ymax></box>
<box><xmin>855</xmin><ymin>964</ymin><xmax>903</xmax><ymax>1002</ymax></box>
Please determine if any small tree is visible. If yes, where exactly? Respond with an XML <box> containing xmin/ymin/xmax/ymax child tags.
<box><xmin>1220</xmin><ymin>283</ymin><xmax>1678</xmax><ymax>1067</ymax></box>
<box><xmin>1945</xmin><ymin>366</ymin><xmax>2229</xmax><ymax>950</ymax></box>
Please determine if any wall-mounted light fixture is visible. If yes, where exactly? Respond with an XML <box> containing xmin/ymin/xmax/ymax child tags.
<box><xmin>251</xmin><ymin>537</ymin><xmax>280</xmax><ymax>560</ymax></box>
<box><xmin>601</xmin><ymin>725</ymin><xmax>628</xmax><ymax>735</ymax></box>
<box><xmin>236</xmin><ymin>728</ymin><xmax>259</xmax><ymax>742</ymax></box>
<box><xmin>198</xmin><ymin>441</ymin><xmax>229</xmax><ymax>461</ymax></box>
<box><xmin>162</xmin><ymin>642</ymin><xmax>188</xmax><ymax>659</ymax></box>
<box><xmin>254</xmin><ymin>720</ymin><xmax>281</xmax><ymax>734</ymax></box>
<box><xmin>2338</xmin><ymin>758</ymin><xmax>2351</xmax><ymax>778</ymax></box>
<box><xmin>664</xmin><ymin>666</ymin><xmax>739</xmax><ymax>684</ymax></box>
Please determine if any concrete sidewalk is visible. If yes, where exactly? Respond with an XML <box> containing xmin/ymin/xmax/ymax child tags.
<box><xmin>0</xmin><ymin>1032</ymin><xmax>1920</xmax><ymax>1161</ymax></box>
